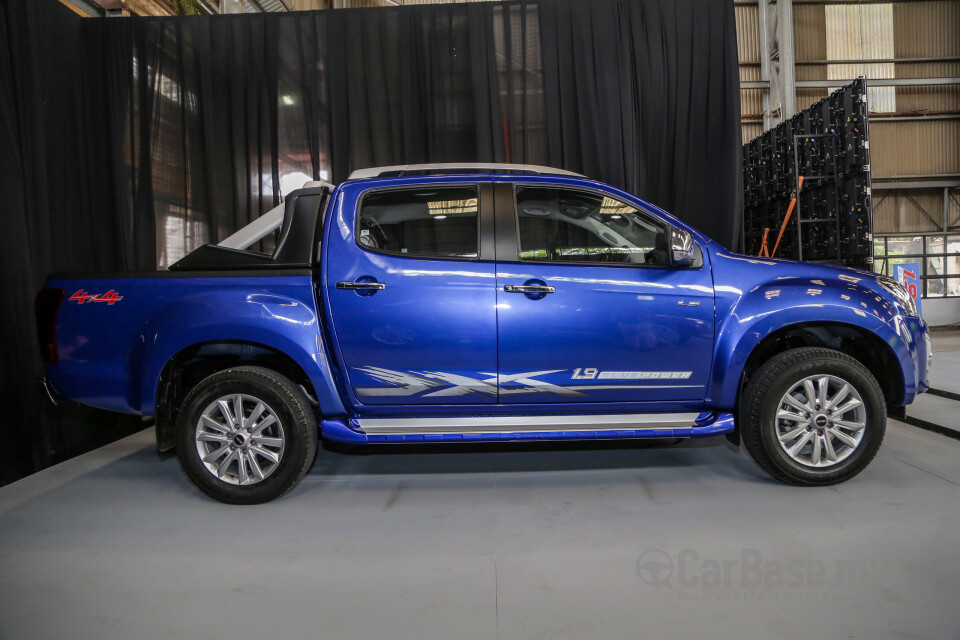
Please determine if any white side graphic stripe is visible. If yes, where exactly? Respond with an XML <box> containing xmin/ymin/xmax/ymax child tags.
<box><xmin>354</xmin><ymin>367</ymin><xmax>703</xmax><ymax>398</ymax></box>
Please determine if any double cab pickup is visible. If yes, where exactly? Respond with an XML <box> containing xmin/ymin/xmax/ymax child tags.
<box><xmin>35</xmin><ymin>164</ymin><xmax>931</xmax><ymax>503</ymax></box>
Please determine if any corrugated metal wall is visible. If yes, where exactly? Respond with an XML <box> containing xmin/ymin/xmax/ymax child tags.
<box><xmin>737</xmin><ymin>0</ymin><xmax>960</xmax><ymax>235</ymax></box>
<box><xmin>894</xmin><ymin>0</ymin><xmax>960</xmax><ymax>111</ymax></box>
<box><xmin>336</xmin><ymin>0</ymin><xmax>499</xmax><ymax>6</ymax></box>
<box><xmin>893</xmin><ymin>1</ymin><xmax>960</xmax><ymax>58</ymax></box>
<box><xmin>736</xmin><ymin>2</ymin><xmax>763</xmax><ymax>128</ymax></box>
<box><xmin>795</xmin><ymin>3</ymin><xmax>829</xmax><ymax>112</ymax></box>
<box><xmin>895</xmin><ymin>61</ymin><xmax>960</xmax><ymax>111</ymax></box>
<box><xmin>825</xmin><ymin>4</ymin><xmax>896</xmax><ymax>111</ymax></box>
<box><xmin>872</xmin><ymin>120</ymin><xmax>960</xmax><ymax>176</ymax></box>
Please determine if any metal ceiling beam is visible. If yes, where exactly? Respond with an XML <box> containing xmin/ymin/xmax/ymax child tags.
<box><xmin>742</xmin><ymin>56</ymin><xmax>960</xmax><ymax>66</ymax></box>
<box><xmin>870</xmin><ymin>114</ymin><xmax>960</xmax><ymax>122</ymax></box>
<box><xmin>742</xmin><ymin>114</ymin><xmax>960</xmax><ymax>123</ymax></box>
<box><xmin>873</xmin><ymin>180</ymin><xmax>960</xmax><ymax>190</ymax></box>
<box><xmin>742</xmin><ymin>78</ymin><xmax>960</xmax><ymax>89</ymax></box>
<box><xmin>58</xmin><ymin>0</ymin><xmax>104</xmax><ymax>15</ymax></box>
<box><xmin>800</xmin><ymin>77</ymin><xmax>960</xmax><ymax>88</ymax></box>
<box><xmin>737</xmin><ymin>0</ymin><xmax>938</xmax><ymax>4</ymax></box>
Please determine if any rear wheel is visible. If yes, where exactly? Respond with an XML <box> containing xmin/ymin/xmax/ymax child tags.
<box><xmin>176</xmin><ymin>366</ymin><xmax>317</xmax><ymax>504</ymax></box>
<box><xmin>740</xmin><ymin>347</ymin><xmax>885</xmax><ymax>486</ymax></box>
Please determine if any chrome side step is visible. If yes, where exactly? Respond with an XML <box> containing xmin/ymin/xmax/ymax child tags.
<box><xmin>357</xmin><ymin>413</ymin><xmax>702</xmax><ymax>435</ymax></box>
<box><xmin>320</xmin><ymin>412</ymin><xmax>735</xmax><ymax>445</ymax></box>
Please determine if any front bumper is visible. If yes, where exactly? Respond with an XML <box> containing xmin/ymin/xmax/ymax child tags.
<box><xmin>919</xmin><ymin>327</ymin><xmax>932</xmax><ymax>394</ymax></box>
<box><xmin>904</xmin><ymin>316</ymin><xmax>931</xmax><ymax>398</ymax></box>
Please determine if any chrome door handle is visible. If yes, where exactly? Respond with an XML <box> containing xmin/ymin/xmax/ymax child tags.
<box><xmin>677</xmin><ymin>300</ymin><xmax>700</xmax><ymax>307</ymax></box>
<box><xmin>504</xmin><ymin>285</ymin><xmax>556</xmax><ymax>294</ymax></box>
<box><xmin>337</xmin><ymin>281</ymin><xmax>386</xmax><ymax>291</ymax></box>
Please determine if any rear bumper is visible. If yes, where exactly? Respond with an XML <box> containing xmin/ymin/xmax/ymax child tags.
<box><xmin>39</xmin><ymin>375</ymin><xmax>66</xmax><ymax>406</ymax></box>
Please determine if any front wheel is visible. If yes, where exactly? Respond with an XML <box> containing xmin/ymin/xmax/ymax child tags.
<box><xmin>176</xmin><ymin>366</ymin><xmax>317</xmax><ymax>504</ymax></box>
<box><xmin>740</xmin><ymin>347</ymin><xmax>886</xmax><ymax>486</ymax></box>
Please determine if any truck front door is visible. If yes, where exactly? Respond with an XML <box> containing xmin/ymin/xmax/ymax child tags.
<box><xmin>494</xmin><ymin>183</ymin><xmax>715</xmax><ymax>406</ymax></box>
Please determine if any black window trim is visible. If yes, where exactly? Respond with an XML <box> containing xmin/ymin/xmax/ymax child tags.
<box><xmin>353</xmin><ymin>182</ymin><xmax>491</xmax><ymax>262</ymax></box>
<box><xmin>505</xmin><ymin>182</ymin><xmax>703</xmax><ymax>270</ymax></box>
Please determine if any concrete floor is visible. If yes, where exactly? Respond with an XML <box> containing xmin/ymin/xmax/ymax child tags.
<box><xmin>1</xmin><ymin>420</ymin><xmax>959</xmax><ymax>640</ymax></box>
<box><xmin>2</xmin><ymin>332</ymin><xmax>960</xmax><ymax>640</ymax></box>
<box><xmin>907</xmin><ymin>329</ymin><xmax>960</xmax><ymax>433</ymax></box>
<box><xmin>929</xmin><ymin>329</ymin><xmax>960</xmax><ymax>395</ymax></box>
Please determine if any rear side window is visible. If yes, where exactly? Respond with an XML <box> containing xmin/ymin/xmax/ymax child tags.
<box><xmin>358</xmin><ymin>186</ymin><xmax>479</xmax><ymax>259</ymax></box>
<box><xmin>516</xmin><ymin>186</ymin><xmax>670</xmax><ymax>266</ymax></box>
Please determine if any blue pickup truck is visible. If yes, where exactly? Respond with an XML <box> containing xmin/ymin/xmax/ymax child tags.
<box><xmin>35</xmin><ymin>164</ymin><xmax>931</xmax><ymax>503</ymax></box>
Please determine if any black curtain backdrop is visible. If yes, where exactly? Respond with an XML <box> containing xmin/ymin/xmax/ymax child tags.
<box><xmin>0</xmin><ymin>0</ymin><xmax>741</xmax><ymax>485</ymax></box>
<box><xmin>540</xmin><ymin>0</ymin><xmax>743</xmax><ymax>242</ymax></box>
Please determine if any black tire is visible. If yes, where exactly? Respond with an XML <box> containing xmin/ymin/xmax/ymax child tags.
<box><xmin>176</xmin><ymin>366</ymin><xmax>317</xmax><ymax>504</ymax></box>
<box><xmin>740</xmin><ymin>347</ymin><xmax>886</xmax><ymax>486</ymax></box>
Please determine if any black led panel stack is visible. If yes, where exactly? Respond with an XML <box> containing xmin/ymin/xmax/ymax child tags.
<box><xmin>742</xmin><ymin>77</ymin><xmax>873</xmax><ymax>269</ymax></box>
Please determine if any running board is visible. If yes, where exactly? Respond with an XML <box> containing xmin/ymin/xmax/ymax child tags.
<box><xmin>321</xmin><ymin>412</ymin><xmax>735</xmax><ymax>445</ymax></box>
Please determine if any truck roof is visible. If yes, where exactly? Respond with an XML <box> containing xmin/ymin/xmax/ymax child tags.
<box><xmin>347</xmin><ymin>163</ymin><xmax>585</xmax><ymax>180</ymax></box>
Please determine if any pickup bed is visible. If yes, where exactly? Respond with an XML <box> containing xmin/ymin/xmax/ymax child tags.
<box><xmin>35</xmin><ymin>164</ymin><xmax>931</xmax><ymax>503</ymax></box>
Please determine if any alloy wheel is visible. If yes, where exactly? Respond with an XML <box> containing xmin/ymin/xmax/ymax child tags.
<box><xmin>775</xmin><ymin>374</ymin><xmax>867</xmax><ymax>468</ymax></box>
<box><xmin>194</xmin><ymin>393</ymin><xmax>286</xmax><ymax>486</ymax></box>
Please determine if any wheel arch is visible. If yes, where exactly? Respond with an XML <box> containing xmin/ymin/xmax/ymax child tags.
<box><xmin>731</xmin><ymin>321</ymin><xmax>906</xmax><ymax>411</ymax></box>
<box><xmin>153</xmin><ymin>340</ymin><xmax>321</xmax><ymax>453</ymax></box>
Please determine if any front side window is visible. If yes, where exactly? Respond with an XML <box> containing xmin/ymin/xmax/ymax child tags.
<box><xmin>358</xmin><ymin>186</ymin><xmax>479</xmax><ymax>258</ymax></box>
<box><xmin>516</xmin><ymin>187</ymin><xmax>670</xmax><ymax>266</ymax></box>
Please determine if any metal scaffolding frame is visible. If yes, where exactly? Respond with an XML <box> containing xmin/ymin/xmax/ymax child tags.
<box><xmin>740</xmin><ymin>0</ymin><xmax>960</xmax><ymax>238</ymax></box>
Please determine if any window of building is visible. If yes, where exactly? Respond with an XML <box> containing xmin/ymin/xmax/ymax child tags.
<box><xmin>358</xmin><ymin>186</ymin><xmax>479</xmax><ymax>259</ymax></box>
<box><xmin>873</xmin><ymin>234</ymin><xmax>960</xmax><ymax>297</ymax></box>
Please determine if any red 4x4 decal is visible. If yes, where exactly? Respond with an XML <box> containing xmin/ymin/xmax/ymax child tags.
<box><xmin>69</xmin><ymin>289</ymin><xmax>123</xmax><ymax>305</ymax></box>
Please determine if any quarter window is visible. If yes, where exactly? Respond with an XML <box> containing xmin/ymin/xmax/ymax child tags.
<box><xmin>515</xmin><ymin>187</ymin><xmax>671</xmax><ymax>266</ymax></box>
<box><xmin>358</xmin><ymin>186</ymin><xmax>479</xmax><ymax>258</ymax></box>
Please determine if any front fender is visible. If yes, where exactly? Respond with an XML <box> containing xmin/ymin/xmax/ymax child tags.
<box><xmin>708</xmin><ymin>278</ymin><xmax>919</xmax><ymax>409</ymax></box>
<box><xmin>133</xmin><ymin>283</ymin><xmax>345</xmax><ymax>418</ymax></box>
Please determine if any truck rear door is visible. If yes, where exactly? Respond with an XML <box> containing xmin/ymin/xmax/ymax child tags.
<box><xmin>324</xmin><ymin>178</ymin><xmax>498</xmax><ymax>406</ymax></box>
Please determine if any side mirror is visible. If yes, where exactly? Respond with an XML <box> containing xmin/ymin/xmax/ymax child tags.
<box><xmin>671</xmin><ymin>228</ymin><xmax>697</xmax><ymax>267</ymax></box>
